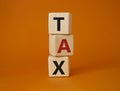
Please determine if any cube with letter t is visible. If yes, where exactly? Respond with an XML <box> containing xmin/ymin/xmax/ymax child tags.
<box><xmin>49</xmin><ymin>13</ymin><xmax>72</xmax><ymax>34</ymax></box>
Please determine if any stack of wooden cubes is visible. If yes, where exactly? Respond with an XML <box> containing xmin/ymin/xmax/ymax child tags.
<box><xmin>48</xmin><ymin>12</ymin><xmax>74</xmax><ymax>77</ymax></box>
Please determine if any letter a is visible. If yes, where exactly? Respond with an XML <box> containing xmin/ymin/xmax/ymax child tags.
<box><xmin>57</xmin><ymin>39</ymin><xmax>71</xmax><ymax>53</ymax></box>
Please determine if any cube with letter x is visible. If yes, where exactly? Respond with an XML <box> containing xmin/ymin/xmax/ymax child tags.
<box><xmin>48</xmin><ymin>56</ymin><xmax>69</xmax><ymax>77</ymax></box>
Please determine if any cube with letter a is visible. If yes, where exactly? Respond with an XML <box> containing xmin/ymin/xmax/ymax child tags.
<box><xmin>49</xmin><ymin>35</ymin><xmax>73</xmax><ymax>56</ymax></box>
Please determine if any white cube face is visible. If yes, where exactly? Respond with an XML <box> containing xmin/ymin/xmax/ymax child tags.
<box><xmin>49</xmin><ymin>12</ymin><xmax>72</xmax><ymax>34</ymax></box>
<box><xmin>49</xmin><ymin>35</ymin><xmax>73</xmax><ymax>56</ymax></box>
<box><xmin>48</xmin><ymin>56</ymin><xmax>69</xmax><ymax>77</ymax></box>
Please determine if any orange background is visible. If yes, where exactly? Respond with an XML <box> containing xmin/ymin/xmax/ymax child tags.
<box><xmin>0</xmin><ymin>0</ymin><xmax>120</xmax><ymax>91</ymax></box>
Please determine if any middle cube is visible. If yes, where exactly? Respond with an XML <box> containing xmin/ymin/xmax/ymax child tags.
<box><xmin>49</xmin><ymin>35</ymin><xmax>73</xmax><ymax>56</ymax></box>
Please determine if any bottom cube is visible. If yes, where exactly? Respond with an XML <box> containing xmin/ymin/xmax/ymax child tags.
<box><xmin>48</xmin><ymin>56</ymin><xmax>69</xmax><ymax>77</ymax></box>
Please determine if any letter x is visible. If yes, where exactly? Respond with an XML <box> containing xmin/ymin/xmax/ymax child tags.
<box><xmin>53</xmin><ymin>61</ymin><xmax>65</xmax><ymax>75</ymax></box>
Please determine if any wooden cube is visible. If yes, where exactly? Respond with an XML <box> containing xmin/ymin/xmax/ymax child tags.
<box><xmin>48</xmin><ymin>56</ymin><xmax>69</xmax><ymax>77</ymax></box>
<box><xmin>48</xmin><ymin>12</ymin><xmax>72</xmax><ymax>34</ymax></box>
<box><xmin>49</xmin><ymin>35</ymin><xmax>73</xmax><ymax>56</ymax></box>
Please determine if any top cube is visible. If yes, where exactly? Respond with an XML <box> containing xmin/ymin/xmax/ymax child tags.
<box><xmin>48</xmin><ymin>12</ymin><xmax>72</xmax><ymax>34</ymax></box>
